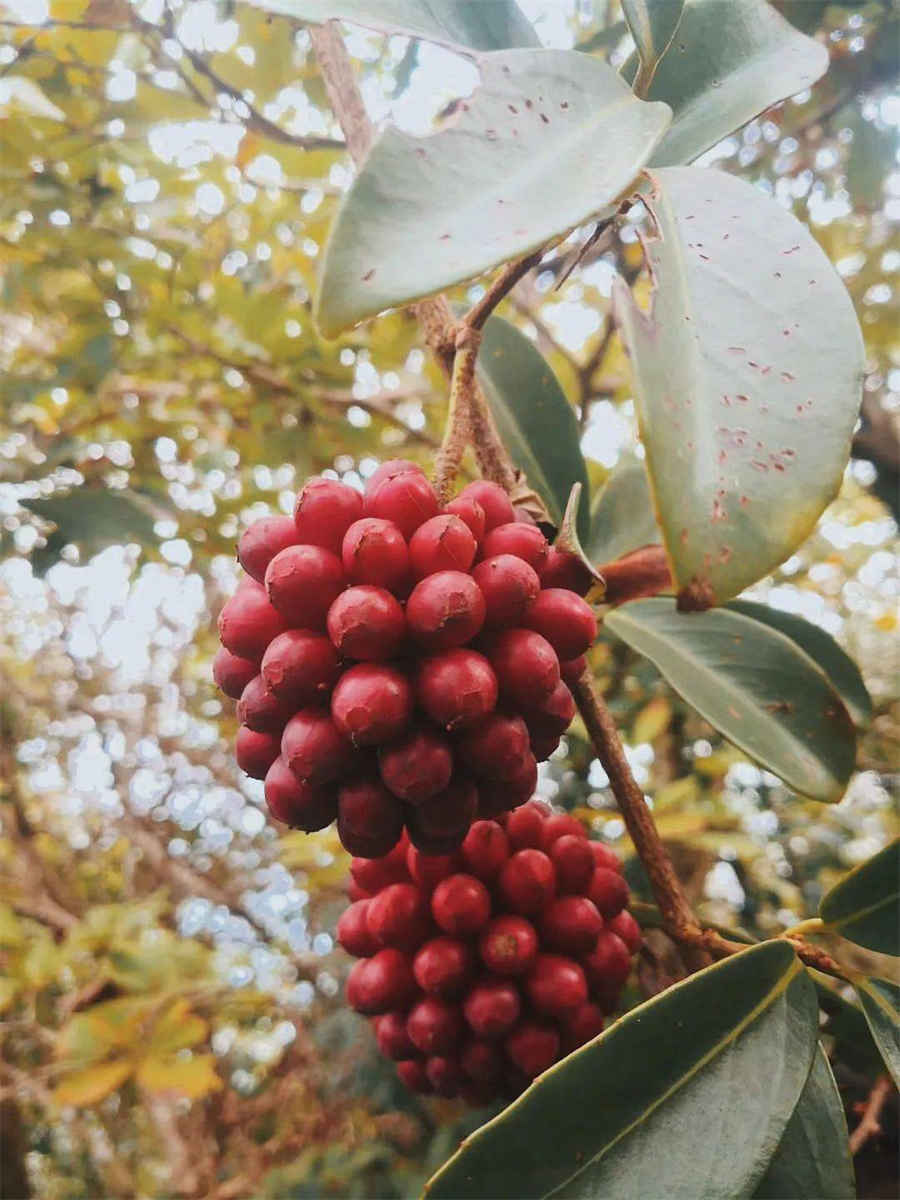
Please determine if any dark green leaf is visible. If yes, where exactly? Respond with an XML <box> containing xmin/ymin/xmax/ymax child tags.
<box><xmin>22</xmin><ymin>489</ymin><xmax>166</xmax><ymax>574</ymax></box>
<box><xmin>604</xmin><ymin>599</ymin><xmax>857</xmax><ymax>802</ymax></box>
<box><xmin>754</xmin><ymin>1045</ymin><xmax>855</xmax><ymax>1199</ymax></box>
<box><xmin>587</xmin><ymin>453</ymin><xmax>660</xmax><ymax>564</ymax></box>
<box><xmin>817</xmin><ymin>986</ymin><xmax>884</xmax><ymax>1078</ymax></box>
<box><xmin>425</xmin><ymin>942</ymin><xmax>818</xmax><ymax>1200</ymax></box>
<box><xmin>855</xmin><ymin>977</ymin><xmax>900</xmax><ymax>1088</ymax></box>
<box><xmin>622</xmin><ymin>1</ymin><xmax>684</xmax><ymax>90</ymax></box>
<box><xmin>820</xmin><ymin>840</ymin><xmax>899</xmax><ymax>956</ymax></box>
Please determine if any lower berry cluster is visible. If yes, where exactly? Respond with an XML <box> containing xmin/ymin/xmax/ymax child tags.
<box><xmin>339</xmin><ymin>801</ymin><xmax>641</xmax><ymax>1104</ymax></box>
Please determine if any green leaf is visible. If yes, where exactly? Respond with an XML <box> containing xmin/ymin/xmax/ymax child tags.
<box><xmin>727</xmin><ymin>601</ymin><xmax>872</xmax><ymax>729</ymax></box>
<box><xmin>22</xmin><ymin>487</ymin><xmax>167</xmax><ymax>573</ymax></box>
<box><xmin>820</xmin><ymin>840</ymin><xmax>900</xmax><ymax>956</ymax></box>
<box><xmin>587</xmin><ymin>452</ymin><xmax>660</xmax><ymax>564</ymax></box>
<box><xmin>817</xmin><ymin>986</ymin><xmax>883</xmax><ymax>1078</ymax></box>
<box><xmin>425</xmin><ymin>942</ymin><xmax>817</xmax><ymax>1199</ymax></box>
<box><xmin>626</xmin><ymin>0</ymin><xmax>829</xmax><ymax>166</ymax></box>
<box><xmin>477</xmin><ymin>315</ymin><xmax>590</xmax><ymax>537</ymax></box>
<box><xmin>855</xmin><ymin>978</ymin><xmax>900</xmax><ymax>1089</ymax></box>
<box><xmin>613</xmin><ymin>167</ymin><xmax>864</xmax><ymax>608</ymax></box>
<box><xmin>604</xmin><ymin>598</ymin><xmax>856</xmax><ymax>802</ymax></box>
<box><xmin>622</xmin><ymin>1</ymin><xmax>684</xmax><ymax>90</ymax></box>
<box><xmin>244</xmin><ymin>0</ymin><xmax>539</xmax><ymax>51</ymax></box>
<box><xmin>316</xmin><ymin>50</ymin><xmax>671</xmax><ymax>335</ymax></box>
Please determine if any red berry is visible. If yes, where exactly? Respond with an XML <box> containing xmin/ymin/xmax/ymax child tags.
<box><xmin>341</xmin><ymin>518</ymin><xmax>410</xmax><ymax>592</ymax></box>
<box><xmin>445</xmin><ymin>495</ymin><xmax>486</xmax><ymax>543</ymax></box>
<box><xmin>609</xmin><ymin>910</ymin><xmax>642</xmax><ymax>955</ymax></box>
<box><xmin>487</xmin><ymin>628</ymin><xmax>560</xmax><ymax>707</ymax></box>
<box><xmin>590</xmin><ymin>842</ymin><xmax>623</xmax><ymax>874</ymax></box>
<box><xmin>460</xmin><ymin>1038</ymin><xmax>504</xmax><ymax>1085</ymax></box>
<box><xmin>264</xmin><ymin>544</ymin><xmax>344</xmax><ymax>629</ymax></box>
<box><xmin>347</xmin><ymin>948</ymin><xmax>416</xmax><ymax>1014</ymax></box>
<box><xmin>559</xmin><ymin>654</ymin><xmax>587</xmax><ymax>686</ymax></box>
<box><xmin>237</xmin><ymin>675</ymin><xmax>293</xmax><ymax>734</ymax></box>
<box><xmin>431</xmin><ymin>874</ymin><xmax>491</xmax><ymax>937</ymax></box>
<box><xmin>458</xmin><ymin>713</ymin><xmax>530</xmax><ymax>781</ymax></box>
<box><xmin>417</xmin><ymin>649</ymin><xmax>497</xmax><ymax>730</ymax></box>
<box><xmin>540</xmin><ymin>813</ymin><xmax>586</xmax><ymax>849</ymax></box>
<box><xmin>524</xmin><ymin>681</ymin><xmax>576</xmax><ymax>740</ymax></box>
<box><xmin>235</xmin><ymin>726</ymin><xmax>281</xmax><ymax>779</ymax></box>
<box><xmin>460</xmin><ymin>1079</ymin><xmax>500</xmax><ymax>1107</ymax></box>
<box><xmin>481</xmin><ymin>523</ymin><xmax>549</xmax><ymax>573</ymax></box>
<box><xmin>406</xmin><ymin>846</ymin><xmax>459</xmax><ymax>893</ymax></box>
<box><xmin>366</xmin><ymin>460</ymin><xmax>422</xmax><ymax>494</ymax></box>
<box><xmin>326</xmin><ymin>585</ymin><xmax>406</xmax><ymax>661</ymax></box>
<box><xmin>476</xmin><ymin>753</ymin><xmax>537</xmax><ymax>818</ymax></box>
<box><xmin>498</xmin><ymin>849</ymin><xmax>556</xmax><ymax>915</ymax></box>
<box><xmin>367</xmin><ymin>882</ymin><xmax>431</xmax><ymax>951</ymax></box>
<box><xmin>413</xmin><ymin>937</ymin><xmax>473</xmax><ymax>997</ymax></box>
<box><xmin>425</xmin><ymin>1055</ymin><xmax>464</xmax><ymax>1097</ymax></box>
<box><xmin>407</xmin><ymin>571</ymin><xmax>485</xmax><ymax>651</ymax></box>
<box><xmin>410</xmin><ymin>777</ymin><xmax>478</xmax><ymax>842</ymax></box>
<box><xmin>331</xmin><ymin>664</ymin><xmax>413</xmax><ymax>746</ymax></box>
<box><xmin>351</xmin><ymin>847</ymin><xmax>409</xmax><ymax>894</ymax></box>
<box><xmin>261</xmin><ymin>630</ymin><xmax>340</xmax><ymax>706</ymax></box>
<box><xmin>407</xmin><ymin>997</ymin><xmax>464</xmax><ymax>1056</ymax></box>
<box><xmin>478</xmin><ymin>915</ymin><xmax>538</xmax><ymax>976</ymax></box>
<box><xmin>282</xmin><ymin>709</ymin><xmax>350</xmax><ymax>785</ymax></box>
<box><xmin>379</xmin><ymin>729</ymin><xmax>453</xmax><ymax>803</ymax></box>
<box><xmin>463</xmin><ymin>978</ymin><xmax>520</xmax><ymax>1038</ymax></box>
<box><xmin>407</xmin><ymin>827</ymin><xmax>467</xmax><ymax>857</ymax></box>
<box><xmin>540</xmin><ymin>548</ymin><xmax>593</xmax><ymax>595</ymax></box>
<box><xmin>541</xmin><ymin>896</ymin><xmax>603</xmax><ymax>955</ymax></box>
<box><xmin>526</xmin><ymin>953</ymin><xmax>588</xmax><ymax>1015</ymax></box>
<box><xmin>337</xmin><ymin>778</ymin><xmax>404</xmax><ymax>857</ymax></box>
<box><xmin>213</xmin><ymin>646</ymin><xmax>259</xmax><ymax>699</ymax></box>
<box><xmin>582</xmin><ymin>930</ymin><xmax>632</xmax><ymax>991</ymax></box>
<box><xmin>364</xmin><ymin>470</ymin><xmax>439</xmax><ymax>539</ymax></box>
<box><xmin>531</xmin><ymin>733</ymin><xmax>562</xmax><ymax>761</ymax></box>
<box><xmin>396</xmin><ymin>1058</ymin><xmax>433</xmax><ymax>1094</ymax></box>
<box><xmin>293</xmin><ymin>476</ymin><xmax>362</xmax><ymax>554</ymax></box>
<box><xmin>238</xmin><ymin>515</ymin><xmax>299</xmax><ymax>583</ymax></box>
<box><xmin>549</xmin><ymin>835</ymin><xmax>595</xmax><ymax>894</ymax></box>
<box><xmin>409</xmin><ymin>515</ymin><xmax>477</xmax><ymax>579</ymax></box>
<box><xmin>218</xmin><ymin>581</ymin><xmax>287</xmax><ymax>660</ymax></box>
<box><xmin>505</xmin><ymin>802</ymin><xmax>549</xmax><ymax>851</ymax></box>
<box><xmin>337</xmin><ymin>899</ymin><xmax>379</xmax><ymax>958</ymax></box>
<box><xmin>560</xmin><ymin>1002</ymin><xmax>605</xmax><ymax>1053</ymax></box>
<box><xmin>588</xmin><ymin>867</ymin><xmax>629</xmax><ymax>919</ymax></box>
<box><xmin>506</xmin><ymin>1020</ymin><xmax>559</xmax><ymax>1078</ymax></box>
<box><xmin>457</xmin><ymin>482</ymin><xmax>515</xmax><ymax>532</ymax></box>
<box><xmin>263</xmin><ymin>757</ymin><xmax>336</xmax><ymax>829</ymax></box>
<box><xmin>471</xmin><ymin>555</ymin><xmax>541</xmax><ymax>629</ymax></box>
<box><xmin>524</xmin><ymin>588</ymin><xmax>597</xmax><ymax>660</ymax></box>
<box><xmin>461</xmin><ymin>820</ymin><xmax>510</xmax><ymax>880</ymax></box>
<box><xmin>374</xmin><ymin>1011</ymin><xmax>417</xmax><ymax>1060</ymax></box>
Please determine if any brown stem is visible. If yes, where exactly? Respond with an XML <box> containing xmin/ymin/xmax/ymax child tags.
<box><xmin>433</xmin><ymin>328</ymin><xmax>480</xmax><ymax>501</ymax></box>
<box><xmin>849</xmin><ymin>1074</ymin><xmax>894</xmax><ymax>1155</ymax></box>
<box><xmin>463</xmin><ymin>249</ymin><xmax>544</xmax><ymax>332</ymax></box>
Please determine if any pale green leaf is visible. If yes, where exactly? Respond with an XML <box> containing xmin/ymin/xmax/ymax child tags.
<box><xmin>587</xmin><ymin>453</ymin><xmax>660</xmax><ymax>564</ymax></box>
<box><xmin>622</xmin><ymin>1</ymin><xmax>684</xmax><ymax>91</ymax></box>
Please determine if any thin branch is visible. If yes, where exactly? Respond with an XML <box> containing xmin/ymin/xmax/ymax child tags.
<box><xmin>433</xmin><ymin>327</ymin><xmax>480</xmax><ymax>500</ymax></box>
<box><xmin>463</xmin><ymin>249</ymin><xmax>545</xmax><ymax>332</ymax></box>
<box><xmin>849</xmin><ymin>1074</ymin><xmax>894</xmax><ymax>1155</ymax></box>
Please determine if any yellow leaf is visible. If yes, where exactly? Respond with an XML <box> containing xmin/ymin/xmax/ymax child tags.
<box><xmin>54</xmin><ymin>1059</ymin><xmax>133</xmax><ymax>1107</ymax></box>
<box><xmin>0</xmin><ymin>904</ymin><xmax>24</xmax><ymax>949</ymax></box>
<box><xmin>58</xmin><ymin>996</ymin><xmax>155</xmax><ymax>1061</ymax></box>
<box><xmin>653</xmin><ymin>776</ymin><xmax>700</xmax><ymax>811</ymax></box>
<box><xmin>0</xmin><ymin>977</ymin><xmax>20</xmax><ymax>1013</ymax></box>
<box><xmin>136</xmin><ymin>1054</ymin><xmax>222</xmax><ymax>1099</ymax></box>
<box><xmin>148</xmin><ymin>1000</ymin><xmax>207</xmax><ymax>1055</ymax></box>
<box><xmin>694</xmin><ymin>751</ymin><xmax>736</xmax><ymax>778</ymax></box>
<box><xmin>632</xmin><ymin>696</ymin><xmax>672</xmax><ymax>745</ymax></box>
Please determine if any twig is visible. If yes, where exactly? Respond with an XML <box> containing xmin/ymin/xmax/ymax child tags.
<box><xmin>462</xmin><ymin>249</ymin><xmax>545</xmax><ymax>332</ymax></box>
<box><xmin>849</xmin><ymin>1074</ymin><xmax>894</xmax><ymax>1155</ymax></box>
<box><xmin>433</xmin><ymin>327</ymin><xmax>480</xmax><ymax>500</ymax></box>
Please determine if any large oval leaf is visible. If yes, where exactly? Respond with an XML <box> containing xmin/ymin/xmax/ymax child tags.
<box><xmin>728</xmin><ymin>600</ymin><xmax>872</xmax><ymax>729</ymax></box>
<box><xmin>626</xmin><ymin>0</ymin><xmax>828</xmax><ymax>166</ymax></box>
<box><xmin>245</xmin><ymin>0</ymin><xmax>539</xmax><ymax>51</ymax></box>
<box><xmin>754</xmin><ymin>1046</ymin><xmax>855</xmax><ymax>1200</ymax></box>
<box><xmin>478</xmin><ymin>315</ymin><xmax>589</xmax><ymax>538</ymax></box>
<box><xmin>316</xmin><ymin>50</ymin><xmax>671</xmax><ymax>335</ymax></box>
<box><xmin>604</xmin><ymin>598</ymin><xmax>856</xmax><ymax>802</ymax></box>
<box><xmin>588</xmin><ymin>452</ymin><xmax>660</xmax><ymax>564</ymax></box>
<box><xmin>613</xmin><ymin>167</ymin><xmax>864</xmax><ymax>608</ymax></box>
<box><xmin>426</xmin><ymin>942</ymin><xmax>817</xmax><ymax>1199</ymax></box>
<box><xmin>820</xmin><ymin>840</ymin><xmax>899</xmax><ymax>956</ymax></box>
<box><xmin>855</xmin><ymin>978</ymin><xmax>900</xmax><ymax>1089</ymax></box>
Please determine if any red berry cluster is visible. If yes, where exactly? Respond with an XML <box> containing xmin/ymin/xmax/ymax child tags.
<box><xmin>338</xmin><ymin>801</ymin><xmax>642</xmax><ymax>1104</ymax></box>
<box><xmin>213</xmin><ymin>460</ymin><xmax>597</xmax><ymax>858</ymax></box>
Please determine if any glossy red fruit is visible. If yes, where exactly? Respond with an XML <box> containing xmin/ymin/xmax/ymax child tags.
<box><xmin>498</xmin><ymin>849</ymin><xmax>556</xmax><ymax>915</ymax></box>
<box><xmin>487</xmin><ymin>628</ymin><xmax>560</xmax><ymax>707</ymax></box>
<box><xmin>379</xmin><ymin>729</ymin><xmax>453</xmax><ymax>803</ymax></box>
<box><xmin>326</xmin><ymin>585</ymin><xmax>406</xmax><ymax>661</ymax></box>
<box><xmin>476</xmin><ymin>753</ymin><xmax>537</xmax><ymax>818</ymax></box>
<box><xmin>261</xmin><ymin>630</ymin><xmax>340</xmax><ymax>706</ymax></box>
<box><xmin>396</xmin><ymin>1058</ymin><xmax>433</xmax><ymax>1094</ymax></box>
<box><xmin>461</xmin><ymin>821</ymin><xmax>510</xmax><ymax>880</ymax></box>
<box><xmin>463</xmin><ymin>978</ymin><xmax>521</xmax><ymax>1038</ymax></box>
<box><xmin>281</xmin><ymin>709</ymin><xmax>350</xmax><ymax>785</ymax></box>
<box><xmin>458</xmin><ymin>713</ymin><xmax>530</xmax><ymax>781</ymax></box>
<box><xmin>364</xmin><ymin>470</ymin><xmax>439</xmax><ymax>539</ymax></box>
<box><xmin>539</xmin><ymin>547</ymin><xmax>594</xmax><ymax>596</ymax></box>
<box><xmin>478</xmin><ymin>915</ymin><xmax>538</xmax><ymax>976</ymax></box>
<box><xmin>530</xmin><ymin>733</ymin><xmax>562</xmax><ymax>761</ymax></box>
<box><xmin>218</xmin><ymin>581</ymin><xmax>288</xmax><ymax>660</ymax></box>
<box><xmin>406</xmin><ymin>847</ymin><xmax>459</xmax><ymax>893</ymax></box>
<box><xmin>431</xmin><ymin>874</ymin><xmax>491</xmax><ymax>937</ymax></box>
<box><xmin>410</xmin><ymin>778</ymin><xmax>478</xmax><ymax>841</ymax></box>
<box><xmin>527</xmin><ymin>953</ymin><xmax>588</xmax><ymax>1016</ymax></box>
<box><xmin>413</xmin><ymin>937</ymin><xmax>472</xmax><ymax>997</ymax></box>
<box><xmin>549</xmin><ymin>835</ymin><xmax>595</xmax><ymax>894</ymax></box>
<box><xmin>213</xmin><ymin>646</ymin><xmax>259</xmax><ymax>699</ymax></box>
<box><xmin>524</xmin><ymin>588</ymin><xmax>597</xmax><ymax>660</ymax></box>
<box><xmin>582</xmin><ymin>929</ymin><xmax>632</xmax><ymax>990</ymax></box>
<box><xmin>541</xmin><ymin>896</ymin><xmax>603</xmax><ymax>955</ymax></box>
<box><xmin>506</xmin><ymin>1020</ymin><xmax>559</xmax><ymax>1078</ymax></box>
<box><xmin>481</xmin><ymin>523</ymin><xmax>549</xmax><ymax>573</ymax></box>
<box><xmin>351</xmin><ymin>846</ymin><xmax>409</xmax><ymax>894</ymax></box>
<box><xmin>407</xmin><ymin>997</ymin><xmax>464</xmax><ymax>1056</ymax></box>
<box><xmin>237</xmin><ymin>675</ymin><xmax>293</xmax><ymax>734</ymax></box>
<box><xmin>524</xmin><ymin>681</ymin><xmax>576</xmax><ymax>740</ymax></box>
<box><xmin>560</xmin><ymin>1002</ymin><xmax>605</xmax><ymax>1053</ymax></box>
<box><xmin>540</xmin><ymin>813</ymin><xmax>586</xmax><ymax>849</ymax></box>
<box><xmin>337</xmin><ymin>779</ymin><xmax>404</xmax><ymax>858</ymax></box>
<box><xmin>559</xmin><ymin>654</ymin><xmax>587</xmax><ymax>686</ymax></box>
<box><xmin>460</xmin><ymin>1038</ymin><xmax>504</xmax><ymax>1085</ymax></box>
<box><xmin>609</xmin><ymin>909</ymin><xmax>642</xmax><ymax>955</ymax></box>
<box><xmin>366</xmin><ymin>882</ymin><xmax>431</xmax><ymax>951</ymax></box>
<box><xmin>331</xmin><ymin>664</ymin><xmax>413</xmax><ymax>746</ymax></box>
<box><xmin>374</xmin><ymin>1011</ymin><xmax>417</xmax><ymax>1060</ymax></box>
<box><xmin>293</xmin><ymin>476</ymin><xmax>362</xmax><ymax>554</ymax></box>
<box><xmin>457</xmin><ymin>481</ymin><xmax>515</xmax><ymax>532</ymax></box>
<box><xmin>341</xmin><ymin>518</ymin><xmax>409</xmax><ymax>592</ymax></box>
<box><xmin>505</xmin><ymin>803</ymin><xmax>549</xmax><ymax>851</ymax></box>
<box><xmin>445</xmin><ymin>495</ymin><xmax>486</xmax><ymax>543</ymax></box>
<box><xmin>407</xmin><ymin>571</ymin><xmax>485</xmax><ymax>651</ymax></box>
<box><xmin>337</xmin><ymin>899</ymin><xmax>379</xmax><ymax>957</ymax></box>
<box><xmin>365</xmin><ymin>459</ymin><xmax>421</xmax><ymax>494</ymax></box>
<box><xmin>409</xmin><ymin>514</ymin><xmax>477</xmax><ymax>579</ymax></box>
<box><xmin>471</xmin><ymin>555</ymin><xmax>541</xmax><ymax>629</ymax></box>
<box><xmin>235</xmin><ymin>726</ymin><xmax>281</xmax><ymax>780</ymax></box>
<box><xmin>264</xmin><ymin>544</ymin><xmax>344</xmax><ymax>629</ymax></box>
<box><xmin>588</xmin><ymin>867</ymin><xmax>629</xmax><ymax>918</ymax></box>
<box><xmin>425</xmin><ymin>1055</ymin><xmax>463</xmax><ymax>1098</ymax></box>
<box><xmin>416</xmin><ymin>649</ymin><xmax>498</xmax><ymax>730</ymax></box>
<box><xmin>346</xmin><ymin>948</ymin><xmax>416</xmax><ymax>1014</ymax></box>
<box><xmin>590</xmin><ymin>841</ymin><xmax>624</xmax><ymax>874</ymax></box>
<box><xmin>238</xmin><ymin>515</ymin><xmax>298</xmax><ymax>583</ymax></box>
<box><xmin>263</xmin><ymin>757</ymin><xmax>336</xmax><ymax>829</ymax></box>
